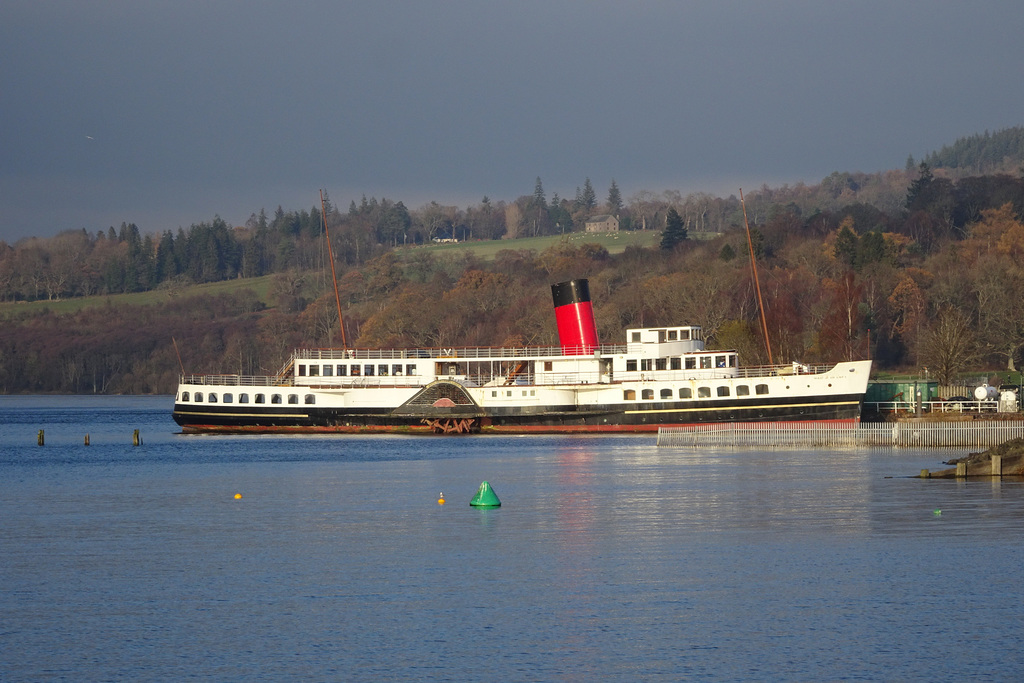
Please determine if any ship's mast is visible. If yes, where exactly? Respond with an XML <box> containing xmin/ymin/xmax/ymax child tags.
<box><xmin>740</xmin><ymin>189</ymin><xmax>773</xmax><ymax>365</ymax></box>
<box><xmin>320</xmin><ymin>189</ymin><xmax>348</xmax><ymax>348</ymax></box>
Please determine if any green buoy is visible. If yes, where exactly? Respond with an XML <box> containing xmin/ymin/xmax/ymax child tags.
<box><xmin>470</xmin><ymin>481</ymin><xmax>501</xmax><ymax>507</ymax></box>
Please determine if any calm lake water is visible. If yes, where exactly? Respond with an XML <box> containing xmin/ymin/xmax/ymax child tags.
<box><xmin>2</xmin><ymin>396</ymin><xmax>1023</xmax><ymax>681</ymax></box>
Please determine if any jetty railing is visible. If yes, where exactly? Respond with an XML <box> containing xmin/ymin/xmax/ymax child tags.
<box><xmin>656</xmin><ymin>421</ymin><xmax>1024</xmax><ymax>448</ymax></box>
<box><xmin>865</xmin><ymin>399</ymin><xmax>998</xmax><ymax>414</ymax></box>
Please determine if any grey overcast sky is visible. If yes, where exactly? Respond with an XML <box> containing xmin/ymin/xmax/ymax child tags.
<box><xmin>2</xmin><ymin>1</ymin><xmax>1022</xmax><ymax>242</ymax></box>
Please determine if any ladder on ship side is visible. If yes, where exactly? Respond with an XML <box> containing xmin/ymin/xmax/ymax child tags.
<box><xmin>274</xmin><ymin>357</ymin><xmax>295</xmax><ymax>384</ymax></box>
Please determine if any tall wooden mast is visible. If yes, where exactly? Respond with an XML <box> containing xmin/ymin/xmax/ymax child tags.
<box><xmin>320</xmin><ymin>189</ymin><xmax>347</xmax><ymax>348</ymax></box>
<box><xmin>740</xmin><ymin>188</ymin><xmax>773</xmax><ymax>365</ymax></box>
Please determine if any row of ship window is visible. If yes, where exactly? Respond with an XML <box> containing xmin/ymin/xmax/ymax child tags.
<box><xmin>625</xmin><ymin>354</ymin><xmax>737</xmax><ymax>372</ymax></box>
<box><xmin>625</xmin><ymin>383</ymin><xmax>769</xmax><ymax>400</ymax></box>
<box><xmin>632</xmin><ymin>329</ymin><xmax>696</xmax><ymax>342</ymax></box>
<box><xmin>297</xmin><ymin>363</ymin><xmax>418</xmax><ymax>377</ymax></box>
<box><xmin>180</xmin><ymin>392</ymin><xmax>316</xmax><ymax>405</ymax></box>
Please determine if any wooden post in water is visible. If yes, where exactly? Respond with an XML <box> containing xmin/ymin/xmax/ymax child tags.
<box><xmin>956</xmin><ymin>461</ymin><xmax>967</xmax><ymax>478</ymax></box>
<box><xmin>37</xmin><ymin>429</ymin><xmax>44</xmax><ymax>446</ymax></box>
<box><xmin>991</xmin><ymin>455</ymin><xmax>1002</xmax><ymax>477</ymax></box>
<box><xmin>133</xmin><ymin>429</ymin><xmax>141</xmax><ymax>446</ymax></box>
<box><xmin>84</xmin><ymin>434</ymin><xmax>90</xmax><ymax>446</ymax></box>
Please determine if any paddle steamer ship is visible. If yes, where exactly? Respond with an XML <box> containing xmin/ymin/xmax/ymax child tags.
<box><xmin>172</xmin><ymin>279</ymin><xmax>871</xmax><ymax>434</ymax></box>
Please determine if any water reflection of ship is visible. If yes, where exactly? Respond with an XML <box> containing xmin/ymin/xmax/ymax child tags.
<box><xmin>555</xmin><ymin>442</ymin><xmax>600</xmax><ymax>597</ymax></box>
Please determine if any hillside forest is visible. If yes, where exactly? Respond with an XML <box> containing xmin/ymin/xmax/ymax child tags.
<box><xmin>2</xmin><ymin>127</ymin><xmax>1024</xmax><ymax>394</ymax></box>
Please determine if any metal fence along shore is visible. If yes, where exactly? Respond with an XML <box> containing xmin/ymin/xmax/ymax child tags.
<box><xmin>656</xmin><ymin>421</ymin><xmax>1024</xmax><ymax>448</ymax></box>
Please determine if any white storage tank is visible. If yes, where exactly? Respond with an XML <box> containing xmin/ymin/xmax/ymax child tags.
<box><xmin>974</xmin><ymin>384</ymin><xmax>998</xmax><ymax>401</ymax></box>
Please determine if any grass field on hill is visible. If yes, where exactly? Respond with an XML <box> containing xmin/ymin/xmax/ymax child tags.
<box><xmin>393</xmin><ymin>230</ymin><xmax>661</xmax><ymax>261</ymax></box>
<box><xmin>0</xmin><ymin>275</ymin><xmax>278</xmax><ymax>318</ymax></box>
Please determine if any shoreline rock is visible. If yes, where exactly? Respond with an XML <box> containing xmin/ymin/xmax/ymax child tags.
<box><xmin>924</xmin><ymin>437</ymin><xmax>1024</xmax><ymax>478</ymax></box>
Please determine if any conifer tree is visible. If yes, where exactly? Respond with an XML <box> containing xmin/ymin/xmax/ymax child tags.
<box><xmin>834</xmin><ymin>222</ymin><xmax>858</xmax><ymax>268</ymax></box>
<box><xmin>607</xmin><ymin>179</ymin><xmax>622</xmax><ymax>213</ymax></box>
<box><xmin>660</xmin><ymin>207</ymin><xmax>688</xmax><ymax>249</ymax></box>
<box><xmin>532</xmin><ymin>177</ymin><xmax>546</xmax><ymax>208</ymax></box>
<box><xmin>581</xmin><ymin>178</ymin><xmax>597</xmax><ymax>210</ymax></box>
<box><xmin>905</xmin><ymin>162</ymin><xmax>934</xmax><ymax>210</ymax></box>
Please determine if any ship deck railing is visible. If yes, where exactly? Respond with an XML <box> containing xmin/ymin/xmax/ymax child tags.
<box><xmin>288</xmin><ymin>344</ymin><xmax>625</xmax><ymax>361</ymax></box>
<box><xmin>180</xmin><ymin>374</ymin><xmax>293</xmax><ymax>387</ymax></box>
<box><xmin>287</xmin><ymin>346</ymin><xmax>835</xmax><ymax>374</ymax></box>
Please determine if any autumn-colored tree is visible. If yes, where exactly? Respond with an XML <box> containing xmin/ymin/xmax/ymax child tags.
<box><xmin>970</xmin><ymin>203</ymin><xmax>1024</xmax><ymax>261</ymax></box>
<box><xmin>445</xmin><ymin>270</ymin><xmax>513</xmax><ymax>315</ymax></box>
<box><xmin>816</xmin><ymin>272</ymin><xmax>866</xmax><ymax>361</ymax></box>
<box><xmin>714</xmin><ymin>319</ymin><xmax>763</xmax><ymax>364</ymax></box>
<box><xmin>888</xmin><ymin>274</ymin><xmax>926</xmax><ymax>363</ymax></box>
<box><xmin>357</xmin><ymin>287</ymin><xmax>437</xmax><ymax>348</ymax></box>
<box><xmin>363</xmin><ymin>252</ymin><xmax>404</xmax><ymax>295</ymax></box>
<box><xmin>761</xmin><ymin>267</ymin><xmax>812</xmax><ymax>363</ymax></box>
<box><xmin>536</xmin><ymin>243</ymin><xmax>610</xmax><ymax>282</ymax></box>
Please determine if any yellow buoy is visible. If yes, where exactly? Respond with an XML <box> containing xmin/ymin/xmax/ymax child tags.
<box><xmin>438</xmin><ymin>492</ymin><xmax>445</xmax><ymax>505</ymax></box>
<box><xmin>234</xmin><ymin>493</ymin><xmax>243</xmax><ymax>500</ymax></box>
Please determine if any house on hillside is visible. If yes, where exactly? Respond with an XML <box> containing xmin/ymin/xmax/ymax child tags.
<box><xmin>584</xmin><ymin>214</ymin><xmax>619</xmax><ymax>233</ymax></box>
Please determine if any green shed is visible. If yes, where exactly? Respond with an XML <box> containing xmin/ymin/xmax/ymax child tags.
<box><xmin>865</xmin><ymin>380</ymin><xmax>938</xmax><ymax>405</ymax></box>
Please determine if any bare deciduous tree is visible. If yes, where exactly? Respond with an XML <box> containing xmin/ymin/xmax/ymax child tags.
<box><xmin>503</xmin><ymin>203</ymin><xmax>523</xmax><ymax>240</ymax></box>
<box><xmin>920</xmin><ymin>305</ymin><xmax>977</xmax><ymax>385</ymax></box>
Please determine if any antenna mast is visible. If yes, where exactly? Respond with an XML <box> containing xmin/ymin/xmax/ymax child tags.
<box><xmin>320</xmin><ymin>189</ymin><xmax>348</xmax><ymax>348</ymax></box>
<box><xmin>172</xmin><ymin>336</ymin><xmax>186</xmax><ymax>375</ymax></box>
<box><xmin>740</xmin><ymin>189</ymin><xmax>773</xmax><ymax>365</ymax></box>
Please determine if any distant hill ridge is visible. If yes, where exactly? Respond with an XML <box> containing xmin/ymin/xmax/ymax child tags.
<box><xmin>922</xmin><ymin>126</ymin><xmax>1024</xmax><ymax>176</ymax></box>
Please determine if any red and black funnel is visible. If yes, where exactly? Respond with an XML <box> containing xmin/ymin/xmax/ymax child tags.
<box><xmin>551</xmin><ymin>279</ymin><xmax>600</xmax><ymax>354</ymax></box>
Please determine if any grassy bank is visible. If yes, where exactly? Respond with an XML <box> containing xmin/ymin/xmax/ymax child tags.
<box><xmin>0</xmin><ymin>275</ymin><xmax>278</xmax><ymax>318</ymax></box>
<box><xmin>393</xmin><ymin>230</ymin><xmax>662</xmax><ymax>261</ymax></box>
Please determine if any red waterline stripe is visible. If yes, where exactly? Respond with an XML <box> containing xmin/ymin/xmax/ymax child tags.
<box><xmin>180</xmin><ymin>417</ymin><xmax>859</xmax><ymax>435</ymax></box>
